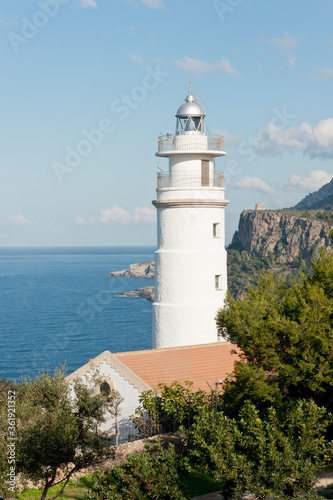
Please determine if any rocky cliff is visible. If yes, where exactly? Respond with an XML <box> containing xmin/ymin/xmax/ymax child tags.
<box><xmin>230</xmin><ymin>210</ymin><xmax>333</xmax><ymax>263</ymax></box>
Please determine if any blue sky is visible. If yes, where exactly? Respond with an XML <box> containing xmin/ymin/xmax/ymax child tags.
<box><xmin>0</xmin><ymin>0</ymin><xmax>333</xmax><ymax>247</ymax></box>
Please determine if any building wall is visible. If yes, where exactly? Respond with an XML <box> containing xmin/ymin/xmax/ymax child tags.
<box><xmin>75</xmin><ymin>361</ymin><xmax>143</xmax><ymax>443</ymax></box>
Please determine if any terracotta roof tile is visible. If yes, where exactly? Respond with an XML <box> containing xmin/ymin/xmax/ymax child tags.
<box><xmin>114</xmin><ymin>342</ymin><xmax>242</xmax><ymax>393</ymax></box>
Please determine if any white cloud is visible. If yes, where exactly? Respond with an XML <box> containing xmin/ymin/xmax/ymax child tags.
<box><xmin>76</xmin><ymin>205</ymin><xmax>157</xmax><ymax>225</ymax></box>
<box><xmin>270</xmin><ymin>32</ymin><xmax>297</xmax><ymax>69</ymax></box>
<box><xmin>75</xmin><ymin>0</ymin><xmax>98</xmax><ymax>8</ymax></box>
<box><xmin>132</xmin><ymin>206</ymin><xmax>156</xmax><ymax>224</ymax></box>
<box><xmin>140</xmin><ymin>0</ymin><xmax>165</xmax><ymax>8</ymax></box>
<box><xmin>175</xmin><ymin>57</ymin><xmax>242</xmax><ymax>78</ymax></box>
<box><xmin>310</xmin><ymin>67</ymin><xmax>333</xmax><ymax>81</ymax></box>
<box><xmin>252</xmin><ymin>118</ymin><xmax>333</xmax><ymax>159</ymax></box>
<box><xmin>74</xmin><ymin>215</ymin><xmax>88</xmax><ymax>225</ymax></box>
<box><xmin>8</xmin><ymin>214</ymin><xmax>38</xmax><ymax>225</ymax></box>
<box><xmin>233</xmin><ymin>177</ymin><xmax>275</xmax><ymax>195</ymax></box>
<box><xmin>286</xmin><ymin>170</ymin><xmax>333</xmax><ymax>192</ymax></box>
<box><xmin>98</xmin><ymin>206</ymin><xmax>131</xmax><ymax>224</ymax></box>
<box><xmin>213</xmin><ymin>128</ymin><xmax>242</xmax><ymax>147</ymax></box>
<box><xmin>131</xmin><ymin>54</ymin><xmax>144</xmax><ymax>64</ymax></box>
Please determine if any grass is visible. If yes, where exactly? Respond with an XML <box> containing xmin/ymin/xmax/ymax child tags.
<box><xmin>16</xmin><ymin>476</ymin><xmax>93</xmax><ymax>500</ymax></box>
<box><xmin>14</xmin><ymin>471</ymin><xmax>221</xmax><ymax>500</ymax></box>
<box><xmin>183</xmin><ymin>471</ymin><xmax>222</xmax><ymax>497</ymax></box>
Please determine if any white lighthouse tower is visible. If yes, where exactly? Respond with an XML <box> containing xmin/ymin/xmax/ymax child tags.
<box><xmin>152</xmin><ymin>87</ymin><xmax>229</xmax><ymax>349</ymax></box>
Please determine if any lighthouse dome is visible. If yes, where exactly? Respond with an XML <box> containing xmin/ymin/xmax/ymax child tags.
<box><xmin>176</xmin><ymin>93</ymin><xmax>206</xmax><ymax>117</ymax></box>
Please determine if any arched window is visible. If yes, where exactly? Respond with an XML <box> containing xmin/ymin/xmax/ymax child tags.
<box><xmin>100</xmin><ymin>381</ymin><xmax>111</xmax><ymax>397</ymax></box>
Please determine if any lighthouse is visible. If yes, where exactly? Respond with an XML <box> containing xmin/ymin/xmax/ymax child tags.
<box><xmin>152</xmin><ymin>87</ymin><xmax>229</xmax><ymax>349</ymax></box>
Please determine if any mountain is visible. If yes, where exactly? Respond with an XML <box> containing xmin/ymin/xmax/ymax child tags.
<box><xmin>230</xmin><ymin>209</ymin><xmax>332</xmax><ymax>264</ymax></box>
<box><xmin>291</xmin><ymin>177</ymin><xmax>333</xmax><ymax>211</ymax></box>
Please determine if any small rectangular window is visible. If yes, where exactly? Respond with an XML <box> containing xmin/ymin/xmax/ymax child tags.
<box><xmin>201</xmin><ymin>160</ymin><xmax>209</xmax><ymax>186</ymax></box>
<box><xmin>215</xmin><ymin>275</ymin><xmax>221</xmax><ymax>290</ymax></box>
<box><xmin>213</xmin><ymin>223</ymin><xmax>220</xmax><ymax>238</ymax></box>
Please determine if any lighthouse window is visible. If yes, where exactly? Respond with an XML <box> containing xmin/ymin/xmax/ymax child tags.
<box><xmin>213</xmin><ymin>223</ymin><xmax>220</xmax><ymax>238</ymax></box>
<box><xmin>176</xmin><ymin>117</ymin><xmax>204</xmax><ymax>133</ymax></box>
<box><xmin>215</xmin><ymin>275</ymin><xmax>221</xmax><ymax>290</ymax></box>
<box><xmin>201</xmin><ymin>160</ymin><xmax>210</xmax><ymax>186</ymax></box>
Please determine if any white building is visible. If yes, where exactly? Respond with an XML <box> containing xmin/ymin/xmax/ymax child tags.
<box><xmin>152</xmin><ymin>89</ymin><xmax>229</xmax><ymax>349</ymax></box>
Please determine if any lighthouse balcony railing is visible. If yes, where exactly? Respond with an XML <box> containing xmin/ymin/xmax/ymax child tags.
<box><xmin>157</xmin><ymin>135</ymin><xmax>224</xmax><ymax>153</ymax></box>
<box><xmin>157</xmin><ymin>171</ymin><xmax>224</xmax><ymax>189</ymax></box>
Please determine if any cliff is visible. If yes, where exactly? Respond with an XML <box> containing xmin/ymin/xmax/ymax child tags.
<box><xmin>230</xmin><ymin>210</ymin><xmax>333</xmax><ymax>263</ymax></box>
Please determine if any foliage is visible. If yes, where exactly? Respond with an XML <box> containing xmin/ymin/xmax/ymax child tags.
<box><xmin>131</xmin><ymin>381</ymin><xmax>209</xmax><ymax>437</ymax></box>
<box><xmin>217</xmin><ymin>249</ymin><xmax>333</xmax><ymax>415</ymax></box>
<box><xmin>0</xmin><ymin>366</ymin><xmax>117</xmax><ymax>500</ymax></box>
<box><xmin>188</xmin><ymin>399</ymin><xmax>333</xmax><ymax>500</ymax></box>
<box><xmin>85</xmin><ymin>440</ymin><xmax>189</xmax><ymax>500</ymax></box>
<box><xmin>227</xmin><ymin>248</ymin><xmax>310</xmax><ymax>299</ymax></box>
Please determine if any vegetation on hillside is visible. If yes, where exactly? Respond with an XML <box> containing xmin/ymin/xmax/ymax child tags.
<box><xmin>218</xmin><ymin>248</ymin><xmax>333</xmax><ymax>416</ymax></box>
<box><xmin>227</xmin><ymin>248</ymin><xmax>310</xmax><ymax>299</ymax></box>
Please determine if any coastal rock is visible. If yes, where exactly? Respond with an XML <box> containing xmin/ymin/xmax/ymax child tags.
<box><xmin>230</xmin><ymin>210</ymin><xmax>333</xmax><ymax>263</ymax></box>
<box><xmin>117</xmin><ymin>286</ymin><xmax>155</xmax><ymax>302</ymax></box>
<box><xmin>136</xmin><ymin>286</ymin><xmax>155</xmax><ymax>302</ymax></box>
<box><xmin>109</xmin><ymin>261</ymin><xmax>154</xmax><ymax>279</ymax></box>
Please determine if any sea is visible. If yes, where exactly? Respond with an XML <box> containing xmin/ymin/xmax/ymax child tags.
<box><xmin>0</xmin><ymin>247</ymin><xmax>155</xmax><ymax>381</ymax></box>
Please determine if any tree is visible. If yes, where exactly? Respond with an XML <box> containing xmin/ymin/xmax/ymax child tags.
<box><xmin>189</xmin><ymin>399</ymin><xmax>332</xmax><ymax>500</ymax></box>
<box><xmin>216</xmin><ymin>249</ymin><xmax>333</xmax><ymax>415</ymax></box>
<box><xmin>107</xmin><ymin>389</ymin><xmax>124</xmax><ymax>446</ymax></box>
<box><xmin>132</xmin><ymin>381</ymin><xmax>209</xmax><ymax>437</ymax></box>
<box><xmin>7</xmin><ymin>366</ymin><xmax>117</xmax><ymax>500</ymax></box>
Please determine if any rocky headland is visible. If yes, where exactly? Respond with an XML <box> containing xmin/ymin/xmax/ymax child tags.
<box><xmin>117</xmin><ymin>286</ymin><xmax>155</xmax><ymax>302</ymax></box>
<box><xmin>230</xmin><ymin>209</ymin><xmax>333</xmax><ymax>263</ymax></box>
<box><xmin>108</xmin><ymin>261</ymin><xmax>155</xmax><ymax>279</ymax></box>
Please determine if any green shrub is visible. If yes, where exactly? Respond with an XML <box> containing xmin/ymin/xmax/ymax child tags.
<box><xmin>85</xmin><ymin>440</ymin><xmax>189</xmax><ymax>500</ymax></box>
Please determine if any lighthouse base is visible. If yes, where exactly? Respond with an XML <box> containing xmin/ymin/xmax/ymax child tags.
<box><xmin>152</xmin><ymin>301</ymin><xmax>226</xmax><ymax>349</ymax></box>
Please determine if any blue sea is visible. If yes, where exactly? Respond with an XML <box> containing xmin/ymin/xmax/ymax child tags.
<box><xmin>0</xmin><ymin>247</ymin><xmax>155</xmax><ymax>381</ymax></box>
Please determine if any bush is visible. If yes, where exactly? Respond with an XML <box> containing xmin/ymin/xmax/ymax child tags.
<box><xmin>188</xmin><ymin>400</ymin><xmax>332</xmax><ymax>500</ymax></box>
<box><xmin>85</xmin><ymin>440</ymin><xmax>189</xmax><ymax>500</ymax></box>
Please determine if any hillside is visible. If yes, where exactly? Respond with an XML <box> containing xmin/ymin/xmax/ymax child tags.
<box><xmin>227</xmin><ymin>208</ymin><xmax>333</xmax><ymax>298</ymax></box>
<box><xmin>291</xmin><ymin>177</ymin><xmax>333</xmax><ymax>211</ymax></box>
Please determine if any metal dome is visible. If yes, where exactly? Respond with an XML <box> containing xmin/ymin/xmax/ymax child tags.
<box><xmin>176</xmin><ymin>93</ymin><xmax>206</xmax><ymax>117</ymax></box>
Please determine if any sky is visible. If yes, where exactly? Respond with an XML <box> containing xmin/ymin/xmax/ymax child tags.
<box><xmin>0</xmin><ymin>0</ymin><xmax>333</xmax><ymax>247</ymax></box>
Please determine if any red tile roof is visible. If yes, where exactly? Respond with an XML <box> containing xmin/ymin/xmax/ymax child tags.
<box><xmin>114</xmin><ymin>342</ymin><xmax>242</xmax><ymax>393</ymax></box>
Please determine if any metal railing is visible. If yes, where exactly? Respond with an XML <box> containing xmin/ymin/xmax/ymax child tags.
<box><xmin>157</xmin><ymin>134</ymin><xmax>224</xmax><ymax>153</ymax></box>
<box><xmin>157</xmin><ymin>171</ymin><xmax>224</xmax><ymax>189</ymax></box>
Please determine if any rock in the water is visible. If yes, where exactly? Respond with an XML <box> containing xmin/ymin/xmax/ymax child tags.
<box><xmin>117</xmin><ymin>286</ymin><xmax>155</xmax><ymax>302</ymax></box>
<box><xmin>136</xmin><ymin>286</ymin><xmax>155</xmax><ymax>302</ymax></box>
<box><xmin>108</xmin><ymin>261</ymin><xmax>154</xmax><ymax>279</ymax></box>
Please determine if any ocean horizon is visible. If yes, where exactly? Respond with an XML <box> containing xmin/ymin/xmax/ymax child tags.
<box><xmin>0</xmin><ymin>246</ymin><xmax>156</xmax><ymax>381</ymax></box>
